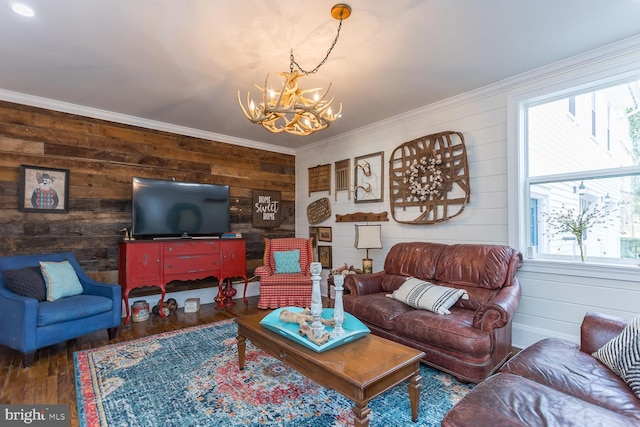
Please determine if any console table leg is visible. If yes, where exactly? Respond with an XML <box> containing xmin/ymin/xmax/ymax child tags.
<box><xmin>409</xmin><ymin>368</ymin><xmax>422</xmax><ymax>422</ymax></box>
<box><xmin>158</xmin><ymin>287</ymin><xmax>167</xmax><ymax>317</ymax></box>
<box><xmin>123</xmin><ymin>292</ymin><xmax>131</xmax><ymax>325</ymax></box>
<box><xmin>236</xmin><ymin>335</ymin><xmax>246</xmax><ymax>370</ymax></box>
<box><xmin>352</xmin><ymin>404</ymin><xmax>371</xmax><ymax>427</ymax></box>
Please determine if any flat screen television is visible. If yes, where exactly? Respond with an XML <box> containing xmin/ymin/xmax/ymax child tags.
<box><xmin>131</xmin><ymin>177</ymin><xmax>231</xmax><ymax>239</ymax></box>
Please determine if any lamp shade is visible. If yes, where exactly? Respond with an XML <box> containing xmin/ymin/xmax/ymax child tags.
<box><xmin>354</xmin><ymin>224</ymin><xmax>382</xmax><ymax>250</ymax></box>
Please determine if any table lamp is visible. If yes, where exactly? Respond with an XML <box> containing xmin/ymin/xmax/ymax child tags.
<box><xmin>354</xmin><ymin>224</ymin><xmax>382</xmax><ymax>273</ymax></box>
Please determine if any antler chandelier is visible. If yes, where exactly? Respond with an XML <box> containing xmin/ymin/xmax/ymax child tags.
<box><xmin>238</xmin><ymin>4</ymin><xmax>351</xmax><ymax>136</ymax></box>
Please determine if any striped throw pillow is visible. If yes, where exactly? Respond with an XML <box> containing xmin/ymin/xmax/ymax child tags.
<box><xmin>592</xmin><ymin>314</ymin><xmax>640</xmax><ymax>399</ymax></box>
<box><xmin>387</xmin><ymin>277</ymin><xmax>469</xmax><ymax>315</ymax></box>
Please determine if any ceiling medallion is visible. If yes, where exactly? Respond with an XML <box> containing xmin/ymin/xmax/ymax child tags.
<box><xmin>238</xmin><ymin>4</ymin><xmax>351</xmax><ymax>136</ymax></box>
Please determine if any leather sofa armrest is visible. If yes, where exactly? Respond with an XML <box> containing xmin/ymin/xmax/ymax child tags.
<box><xmin>580</xmin><ymin>311</ymin><xmax>627</xmax><ymax>354</ymax></box>
<box><xmin>344</xmin><ymin>272</ymin><xmax>385</xmax><ymax>296</ymax></box>
<box><xmin>255</xmin><ymin>265</ymin><xmax>273</xmax><ymax>277</ymax></box>
<box><xmin>472</xmin><ymin>280</ymin><xmax>522</xmax><ymax>331</ymax></box>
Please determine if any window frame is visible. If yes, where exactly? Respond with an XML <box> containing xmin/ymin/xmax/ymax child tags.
<box><xmin>508</xmin><ymin>61</ymin><xmax>640</xmax><ymax>278</ymax></box>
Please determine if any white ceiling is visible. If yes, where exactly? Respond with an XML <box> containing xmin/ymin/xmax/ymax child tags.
<box><xmin>2</xmin><ymin>0</ymin><xmax>640</xmax><ymax>151</ymax></box>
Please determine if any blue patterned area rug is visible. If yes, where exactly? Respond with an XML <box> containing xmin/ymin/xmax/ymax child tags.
<box><xmin>74</xmin><ymin>319</ymin><xmax>473</xmax><ymax>426</ymax></box>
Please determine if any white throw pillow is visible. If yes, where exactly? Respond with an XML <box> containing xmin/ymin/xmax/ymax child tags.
<box><xmin>387</xmin><ymin>277</ymin><xmax>469</xmax><ymax>315</ymax></box>
<box><xmin>592</xmin><ymin>314</ymin><xmax>640</xmax><ymax>399</ymax></box>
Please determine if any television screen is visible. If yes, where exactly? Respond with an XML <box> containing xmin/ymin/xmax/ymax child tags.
<box><xmin>131</xmin><ymin>177</ymin><xmax>230</xmax><ymax>238</ymax></box>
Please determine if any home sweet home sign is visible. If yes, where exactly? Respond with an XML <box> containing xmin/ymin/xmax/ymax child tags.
<box><xmin>252</xmin><ymin>189</ymin><xmax>281</xmax><ymax>228</ymax></box>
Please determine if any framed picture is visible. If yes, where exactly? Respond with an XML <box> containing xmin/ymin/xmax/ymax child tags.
<box><xmin>309</xmin><ymin>226</ymin><xmax>319</xmax><ymax>248</ymax></box>
<box><xmin>252</xmin><ymin>189</ymin><xmax>281</xmax><ymax>228</ymax></box>
<box><xmin>19</xmin><ymin>165</ymin><xmax>70</xmax><ymax>213</ymax></box>
<box><xmin>318</xmin><ymin>245</ymin><xmax>333</xmax><ymax>269</ymax></box>
<box><xmin>318</xmin><ymin>226</ymin><xmax>332</xmax><ymax>242</ymax></box>
<box><xmin>354</xmin><ymin>151</ymin><xmax>384</xmax><ymax>203</ymax></box>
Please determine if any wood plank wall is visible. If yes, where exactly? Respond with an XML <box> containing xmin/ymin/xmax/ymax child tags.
<box><xmin>0</xmin><ymin>100</ymin><xmax>295</xmax><ymax>283</ymax></box>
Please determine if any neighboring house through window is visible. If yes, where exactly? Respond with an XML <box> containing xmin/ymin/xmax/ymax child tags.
<box><xmin>518</xmin><ymin>78</ymin><xmax>640</xmax><ymax>265</ymax></box>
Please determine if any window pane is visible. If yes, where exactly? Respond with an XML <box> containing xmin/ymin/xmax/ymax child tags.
<box><xmin>527</xmin><ymin>82</ymin><xmax>638</xmax><ymax>178</ymax></box>
<box><xmin>530</xmin><ymin>176</ymin><xmax>640</xmax><ymax>262</ymax></box>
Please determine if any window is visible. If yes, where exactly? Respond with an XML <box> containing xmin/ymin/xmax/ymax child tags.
<box><xmin>522</xmin><ymin>78</ymin><xmax>640</xmax><ymax>264</ymax></box>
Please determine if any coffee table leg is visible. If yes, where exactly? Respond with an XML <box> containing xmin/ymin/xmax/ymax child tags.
<box><xmin>409</xmin><ymin>367</ymin><xmax>422</xmax><ymax>422</ymax></box>
<box><xmin>236</xmin><ymin>335</ymin><xmax>246</xmax><ymax>370</ymax></box>
<box><xmin>352</xmin><ymin>404</ymin><xmax>371</xmax><ymax>427</ymax></box>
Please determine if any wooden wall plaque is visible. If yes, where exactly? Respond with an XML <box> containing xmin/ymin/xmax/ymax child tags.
<box><xmin>252</xmin><ymin>189</ymin><xmax>281</xmax><ymax>228</ymax></box>
<box><xmin>308</xmin><ymin>164</ymin><xmax>331</xmax><ymax>196</ymax></box>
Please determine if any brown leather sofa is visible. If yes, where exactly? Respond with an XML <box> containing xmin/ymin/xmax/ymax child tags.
<box><xmin>343</xmin><ymin>242</ymin><xmax>523</xmax><ymax>383</ymax></box>
<box><xmin>442</xmin><ymin>312</ymin><xmax>640</xmax><ymax>426</ymax></box>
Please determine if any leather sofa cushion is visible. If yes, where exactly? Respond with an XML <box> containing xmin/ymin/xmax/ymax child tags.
<box><xmin>382</xmin><ymin>242</ymin><xmax>446</xmax><ymax>282</ymax></box>
<box><xmin>442</xmin><ymin>372</ymin><xmax>639</xmax><ymax>427</ymax></box>
<box><xmin>500</xmin><ymin>338</ymin><xmax>640</xmax><ymax>420</ymax></box>
<box><xmin>38</xmin><ymin>294</ymin><xmax>114</xmax><ymax>326</ymax></box>
<box><xmin>435</xmin><ymin>244</ymin><xmax>514</xmax><ymax>290</ymax></box>
<box><xmin>343</xmin><ymin>293</ymin><xmax>413</xmax><ymax>330</ymax></box>
<box><xmin>394</xmin><ymin>309</ymin><xmax>491</xmax><ymax>357</ymax></box>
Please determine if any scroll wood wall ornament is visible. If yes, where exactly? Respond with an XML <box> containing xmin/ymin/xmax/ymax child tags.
<box><xmin>389</xmin><ymin>131</ymin><xmax>470</xmax><ymax>224</ymax></box>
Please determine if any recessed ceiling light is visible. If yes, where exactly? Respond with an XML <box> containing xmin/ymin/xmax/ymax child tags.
<box><xmin>12</xmin><ymin>3</ymin><xmax>35</xmax><ymax>17</ymax></box>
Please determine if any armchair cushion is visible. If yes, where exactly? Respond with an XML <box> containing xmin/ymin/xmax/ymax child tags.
<box><xmin>387</xmin><ymin>277</ymin><xmax>469</xmax><ymax>314</ymax></box>
<box><xmin>40</xmin><ymin>260</ymin><xmax>84</xmax><ymax>301</ymax></box>
<box><xmin>273</xmin><ymin>249</ymin><xmax>301</xmax><ymax>273</ymax></box>
<box><xmin>38</xmin><ymin>294</ymin><xmax>115</xmax><ymax>326</ymax></box>
<box><xmin>4</xmin><ymin>266</ymin><xmax>46</xmax><ymax>301</ymax></box>
<box><xmin>593</xmin><ymin>314</ymin><xmax>640</xmax><ymax>398</ymax></box>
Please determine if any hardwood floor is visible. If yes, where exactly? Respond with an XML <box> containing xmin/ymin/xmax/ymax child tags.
<box><xmin>0</xmin><ymin>296</ymin><xmax>266</xmax><ymax>427</ymax></box>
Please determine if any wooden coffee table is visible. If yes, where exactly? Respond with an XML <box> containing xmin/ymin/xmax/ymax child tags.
<box><xmin>236</xmin><ymin>312</ymin><xmax>425</xmax><ymax>427</ymax></box>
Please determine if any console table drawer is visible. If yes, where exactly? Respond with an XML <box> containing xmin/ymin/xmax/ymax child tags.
<box><xmin>164</xmin><ymin>241</ymin><xmax>220</xmax><ymax>256</ymax></box>
<box><xmin>164</xmin><ymin>255</ymin><xmax>219</xmax><ymax>275</ymax></box>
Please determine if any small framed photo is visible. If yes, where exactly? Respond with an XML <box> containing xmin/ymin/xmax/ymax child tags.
<box><xmin>19</xmin><ymin>165</ymin><xmax>70</xmax><ymax>213</ymax></box>
<box><xmin>318</xmin><ymin>226</ymin><xmax>332</xmax><ymax>242</ymax></box>
<box><xmin>318</xmin><ymin>245</ymin><xmax>333</xmax><ymax>269</ymax></box>
<box><xmin>309</xmin><ymin>226</ymin><xmax>319</xmax><ymax>248</ymax></box>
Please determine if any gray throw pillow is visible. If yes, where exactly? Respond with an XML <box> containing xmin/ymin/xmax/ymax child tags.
<box><xmin>3</xmin><ymin>266</ymin><xmax>47</xmax><ymax>301</ymax></box>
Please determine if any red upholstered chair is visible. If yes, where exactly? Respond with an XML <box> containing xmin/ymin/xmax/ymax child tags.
<box><xmin>255</xmin><ymin>237</ymin><xmax>314</xmax><ymax>309</ymax></box>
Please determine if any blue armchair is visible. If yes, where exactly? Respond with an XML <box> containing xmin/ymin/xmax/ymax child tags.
<box><xmin>0</xmin><ymin>252</ymin><xmax>121</xmax><ymax>367</ymax></box>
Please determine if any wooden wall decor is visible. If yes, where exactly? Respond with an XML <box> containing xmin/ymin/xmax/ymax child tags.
<box><xmin>389</xmin><ymin>131</ymin><xmax>470</xmax><ymax>224</ymax></box>
<box><xmin>308</xmin><ymin>164</ymin><xmax>331</xmax><ymax>196</ymax></box>
<box><xmin>307</xmin><ymin>197</ymin><xmax>331</xmax><ymax>224</ymax></box>
<box><xmin>335</xmin><ymin>212</ymin><xmax>389</xmax><ymax>222</ymax></box>
<box><xmin>354</xmin><ymin>152</ymin><xmax>384</xmax><ymax>203</ymax></box>
<box><xmin>0</xmin><ymin>100</ymin><xmax>296</xmax><ymax>284</ymax></box>
<box><xmin>252</xmin><ymin>189</ymin><xmax>281</xmax><ymax>228</ymax></box>
<box><xmin>334</xmin><ymin>158</ymin><xmax>350</xmax><ymax>200</ymax></box>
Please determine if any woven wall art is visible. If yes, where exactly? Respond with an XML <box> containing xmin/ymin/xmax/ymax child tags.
<box><xmin>389</xmin><ymin>131</ymin><xmax>470</xmax><ymax>224</ymax></box>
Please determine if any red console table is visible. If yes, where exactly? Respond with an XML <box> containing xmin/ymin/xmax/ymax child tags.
<box><xmin>118</xmin><ymin>239</ymin><xmax>247</xmax><ymax>324</ymax></box>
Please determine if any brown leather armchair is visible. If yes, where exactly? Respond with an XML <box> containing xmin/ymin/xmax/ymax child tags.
<box><xmin>343</xmin><ymin>242</ymin><xmax>523</xmax><ymax>383</ymax></box>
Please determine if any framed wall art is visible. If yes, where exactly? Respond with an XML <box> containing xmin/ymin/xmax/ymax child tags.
<box><xmin>318</xmin><ymin>226</ymin><xmax>332</xmax><ymax>242</ymax></box>
<box><xmin>317</xmin><ymin>245</ymin><xmax>333</xmax><ymax>269</ymax></box>
<box><xmin>354</xmin><ymin>151</ymin><xmax>384</xmax><ymax>203</ymax></box>
<box><xmin>252</xmin><ymin>189</ymin><xmax>281</xmax><ymax>228</ymax></box>
<box><xmin>309</xmin><ymin>226</ymin><xmax>319</xmax><ymax>248</ymax></box>
<box><xmin>19</xmin><ymin>165</ymin><xmax>70</xmax><ymax>213</ymax></box>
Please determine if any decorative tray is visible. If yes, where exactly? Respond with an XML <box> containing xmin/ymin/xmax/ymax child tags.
<box><xmin>260</xmin><ymin>307</ymin><xmax>370</xmax><ymax>352</ymax></box>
